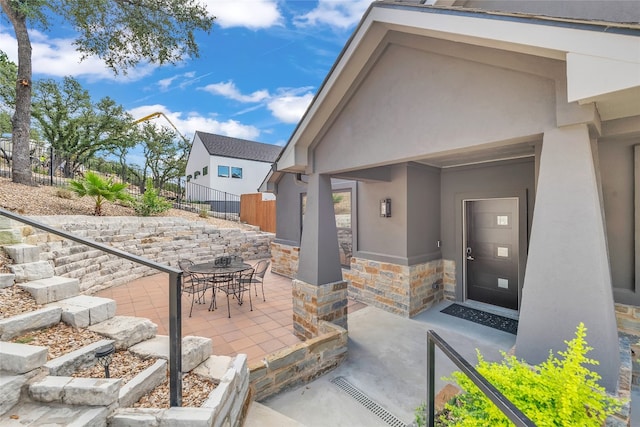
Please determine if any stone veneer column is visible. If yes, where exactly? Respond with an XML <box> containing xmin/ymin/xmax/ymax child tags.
<box><xmin>293</xmin><ymin>173</ymin><xmax>348</xmax><ymax>339</ymax></box>
<box><xmin>292</xmin><ymin>279</ymin><xmax>347</xmax><ymax>340</ymax></box>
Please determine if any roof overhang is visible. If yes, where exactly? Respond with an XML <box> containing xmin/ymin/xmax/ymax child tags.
<box><xmin>274</xmin><ymin>2</ymin><xmax>640</xmax><ymax>175</ymax></box>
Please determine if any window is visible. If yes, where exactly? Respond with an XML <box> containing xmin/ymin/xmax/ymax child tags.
<box><xmin>194</xmin><ymin>171</ymin><xmax>201</xmax><ymax>178</ymax></box>
<box><xmin>218</xmin><ymin>165</ymin><xmax>229</xmax><ymax>177</ymax></box>
<box><xmin>187</xmin><ymin>174</ymin><xmax>192</xmax><ymax>182</ymax></box>
<box><xmin>231</xmin><ymin>167</ymin><xmax>243</xmax><ymax>179</ymax></box>
<box><xmin>203</xmin><ymin>166</ymin><xmax>208</xmax><ymax>176</ymax></box>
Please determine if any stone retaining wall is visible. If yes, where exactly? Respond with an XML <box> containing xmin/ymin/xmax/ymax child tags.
<box><xmin>13</xmin><ymin>216</ymin><xmax>274</xmax><ymax>293</ymax></box>
<box><xmin>248</xmin><ymin>321</ymin><xmax>347</xmax><ymax>401</ymax></box>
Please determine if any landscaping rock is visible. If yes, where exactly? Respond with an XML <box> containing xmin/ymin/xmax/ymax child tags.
<box><xmin>18</xmin><ymin>276</ymin><xmax>80</xmax><ymax>304</ymax></box>
<box><xmin>0</xmin><ymin>375</ymin><xmax>26</xmax><ymax>416</ymax></box>
<box><xmin>63</xmin><ymin>377</ymin><xmax>122</xmax><ymax>406</ymax></box>
<box><xmin>89</xmin><ymin>316</ymin><xmax>157</xmax><ymax>349</ymax></box>
<box><xmin>0</xmin><ymin>273</ymin><xmax>15</xmax><ymax>288</ymax></box>
<box><xmin>0</xmin><ymin>305</ymin><xmax>62</xmax><ymax>340</ymax></box>
<box><xmin>4</xmin><ymin>244</ymin><xmax>40</xmax><ymax>264</ymax></box>
<box><xmin>50</xmin><ymin>295</ymin><xmax>116</xmax><ymax>328</ymax></box>
<box><xmin>10</xmin><ymin>261</ymin><xmax>55</xmax><ymax>282</ymax></box>
<box><xmin>0</xmin><ymin>341</ymin><xmax>48</xmax><ymax>374</ymax></box>
<box><xmin>129</xmin><ymin>335</ymin><xmax>212</xmax><ymax>372</ymax></box>
<box><xmin>435</xmin><ymin>383</ymin><xmax>461</xmax><ymax>412</ymax></box>
<box><xmin>44</xmin><ymin>339</ymin><xmax>115</xmax><ymax>376</ymax></box>
<box><xmin>119</xmin><ymin>359</ymin><xmax>167</xmax><ymax>408</ymax></box>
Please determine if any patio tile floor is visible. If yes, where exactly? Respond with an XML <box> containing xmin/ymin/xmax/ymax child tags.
<box><xmin>96</xmin><ymin>261</ymin><xmax>366</xmax><ymax>366</ymax></box>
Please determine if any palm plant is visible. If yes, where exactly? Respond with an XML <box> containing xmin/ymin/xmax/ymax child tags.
<box><xmin>68</xmin><ymin>171</ymin><xmax>131</xmax><ymax>216</ymax></box>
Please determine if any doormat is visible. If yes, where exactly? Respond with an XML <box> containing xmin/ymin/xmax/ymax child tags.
<box><xmin>441</xmin><ymin>303</ymin><xmax>518</xmax><ymax>335</ymax></box>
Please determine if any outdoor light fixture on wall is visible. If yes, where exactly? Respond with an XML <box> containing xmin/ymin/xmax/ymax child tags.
<box><xmin>380</xmin><ymin>198</ymin><xmax>391</xmax><ymax>217</ymax></box>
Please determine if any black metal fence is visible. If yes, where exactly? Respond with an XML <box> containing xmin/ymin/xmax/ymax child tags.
<box><xmin>0</xmin><ymin>139</ymin><xmax>240</xmax><ymax>221</ymax></box>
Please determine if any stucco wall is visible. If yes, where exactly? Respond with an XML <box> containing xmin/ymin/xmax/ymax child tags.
<box><xmin>312</xmin><ymin>43</ymin><xmax>556</xmax><ymax>174</ymax></box>
<box><xmin>599</xmin><ymin>137</ymin><xmax>639</xmax><ymax>305</ymax></box>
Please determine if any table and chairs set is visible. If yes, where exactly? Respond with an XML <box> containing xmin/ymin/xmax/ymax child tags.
<box><xmin>178</xmin><ymin>256</ymin><xmax>270</xmax><ymax>318</ymax></box>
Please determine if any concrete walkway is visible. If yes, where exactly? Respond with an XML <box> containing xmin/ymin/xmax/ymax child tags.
<box><xmin>259</xmin><ymin>301</ymin><xmax>639</xmax><ymax>427</ymax></box>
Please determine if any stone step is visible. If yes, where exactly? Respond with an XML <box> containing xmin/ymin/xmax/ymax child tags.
<box><xmin>4</xmin><ymin>243</ymin><xmax>40</xmax><ymax>264</ymax></box>
<box><xmin>29</xmin><ymin>375</ymin><xmax>121</xmax><ymax>406</ymax></box>
<box><xmin>0</xmin><ymin>273</ymin><xmax>15</xmax><ymax>288</ymax></box>
<box><xmin>244</xmin><ymin>402</ymin><xmax>307</xmax><ymax>427</ymax></box>
<box><xmin>45</xmin><ymin>339</ymin><xmax>115</xmax><ymax>377</ymax></box>
<box><xmin>129</xmin><ymin>335</ymin><xmax>212</xmax><ymax>372</ymax></box>
<box><xmin>18</xmin><ymin>276</ymin><xmax>80</xmax><ymax>304</ymax></box>
<box><xmin>10</xmin><ymin>261</ymin><xmax>55</xmax><ymax>283</ymax></box>
<box><xmin>0</xmin><ymin>375</ymin><xmax>27</xmax><ymax>417</ymax></box>
<box><xmin>0</xmin><ymin>306</ymin><xmax>62</xmax><ymax>341</ymax></box>
<box><xmin>88</xmin><ymin>316</ymin><xmax>157</xmax><ymax>350</ymax></box>
<box><xmin>0</xmin><ymin>341</ymin><xmax>48</xmax><ymax>374</ymax></box>
<box><xmin>0</xmin><ymin>402</ymin><xmax>108</xmax><ymax>426</ymax></box>
<box><xmin>49</xmin><ymin>295</ymin><xmax>116</xmax><ymax>328</ymax></box>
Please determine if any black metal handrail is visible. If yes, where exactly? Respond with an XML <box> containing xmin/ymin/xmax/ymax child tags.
<box><xmin>0</xmin><ymin>208</ymin><xmax>184</xmax><ymax>407</ymax></box>
<box><xmin>426</xmin><ymin>329</ymin><xmax>535</xmax><ymax>427</ymax></box>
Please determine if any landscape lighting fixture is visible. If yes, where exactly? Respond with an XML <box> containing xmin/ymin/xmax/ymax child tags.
<box><xmin>95</xmin><ymin>343</ymin><xmax>116</xmax><ymax>378</ymax></box>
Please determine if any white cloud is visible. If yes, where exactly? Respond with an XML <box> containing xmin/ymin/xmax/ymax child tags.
<box><xmin>1</xmin><ymin>28</ymin><xmax>154</xmax><ymax>81</ymax></box>
<box><xmin>294</xmin><ymin>0</ymin><xmax>371</xmax><ymax>29</ymax></box>
<box><xmin>203</xmin><ymin>0</ymin><xmax>283</xmax><ymax>29</ymax></box>
<box><xmin>200</xmin><ymin>81</ymin><xmax>270</xmax><ymax>103</ymax></box>
<box><xmin>158</xmin><ymin>76</ymin><xmax>177</xmax><ymax>91</ymax></box>
<box><xmin>128</xmin><ymin>104</ymin><xmax>260</xmax><ymax>141</ymax></box>
<box><xmin>199</xmin><ymin>80</ymin><xmax>314</xmax><ymax>125</ymax></box>
<box><xmin>267</xmin><ymin>92</ymin><xmax>314</xmax><ymax>124</ymax></box>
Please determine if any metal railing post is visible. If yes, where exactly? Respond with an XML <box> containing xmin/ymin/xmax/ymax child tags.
<box><xmin>0</xmin><ymin>209</ymin><xmax>184</xmax><ymax>407</ymax></box>
<box><xmin>169</xmin><ymin>271</ymin><xmax>182</xmax><ymax>407</ymax></box>
<box><xmin>426</xmin><ymin>330</ymin><xmax>535</xmax><ymax>427</ymax></box>
<box><xmin>427</xmin><ymin>334</ymin><xmax>435</xmax><ymax>427</ymax></box>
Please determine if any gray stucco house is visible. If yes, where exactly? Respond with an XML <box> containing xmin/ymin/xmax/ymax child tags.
<box><xmin>261</xmin><ymin>0</ymin><xmax>640</xmax><ymax>391</ymax></box>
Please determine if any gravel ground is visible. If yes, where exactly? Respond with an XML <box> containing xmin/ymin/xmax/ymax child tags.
<box><xmin>0</xmin><ymin>177</ymin><xmax>251</xmax><ymax>228</ymax></box>
<box><xmin>12</xmin><ymin>323</ymin><xmax>103</xmax><ymax>359</ymax></box>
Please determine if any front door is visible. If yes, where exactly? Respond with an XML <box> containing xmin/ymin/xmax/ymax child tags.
<box><xmin>464</xmin><ymin>198</ymin><xmax>519</xmax><ymax>310</ymax></box>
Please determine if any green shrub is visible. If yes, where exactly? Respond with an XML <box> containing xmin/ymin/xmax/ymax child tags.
<box><xmin>199</xmin><ymin>208</ymin><xmax>209</xmax><ymax>218</ymax></box>
<box><xmin>131</xmin><ymin>181</ymin><xmax>172</xmax><ymax>216</ymax></box>
<box><xmin>68</xmin><ymin>171</ymin><xmax>132</xmax><ymax>216</ymax></box>
<box><xmin>423</xmin><ymin>323</ymin><xmax>622</xmax><ymax>427</ymax></box>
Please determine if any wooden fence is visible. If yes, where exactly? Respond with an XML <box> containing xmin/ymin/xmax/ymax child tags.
<box><xmin>240</xmin><ymin>193</ymin><xmax>276</xmax><ymax>233</ymax></box>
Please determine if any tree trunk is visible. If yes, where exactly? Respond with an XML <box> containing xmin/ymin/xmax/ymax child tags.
<box><xmin>0</xmin><ymin>0</ymin><xmax>33</xmax><ymax>185</ymax></box>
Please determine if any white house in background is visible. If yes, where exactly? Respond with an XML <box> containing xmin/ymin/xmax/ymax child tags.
<box><xmin>185</xmin><ymin>131</ymin><xmax>281</xmax><ymax>202</ymax></box>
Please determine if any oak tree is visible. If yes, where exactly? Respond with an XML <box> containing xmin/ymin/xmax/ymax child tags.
<box><xmin>0</xmin><ymin>0</ymin><xmax>214</xmax><ymax>184</ymax></box>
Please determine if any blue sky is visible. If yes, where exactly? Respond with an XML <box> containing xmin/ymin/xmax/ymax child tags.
<box><xmin>1</xmin><ymin>1</ymin><xmax>372</xmax><ymax>149</ymax></box>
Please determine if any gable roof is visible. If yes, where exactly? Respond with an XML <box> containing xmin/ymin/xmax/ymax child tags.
<box><xmin>273</xmin><ymin>1</ymin><xmax>640</xmax><ymax>174</ymax></box>
<box><xmin>195</xmin><ymin>131</ymin><xmax>281</xmax><ymax>163</ymax></box>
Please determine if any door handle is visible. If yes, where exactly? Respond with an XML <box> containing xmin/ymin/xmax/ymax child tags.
<box><xmin>466</xmin><ymin>247</ymin><xmax>474</xmax><ymax>261</ymax></box>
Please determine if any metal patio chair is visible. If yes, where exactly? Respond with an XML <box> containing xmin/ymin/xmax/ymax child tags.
<box><xmin>251</xmin><ymin>259</ymin><xmax>270</xmax><ymax>301</ymax></box>
<box><xmin>178</xmin><ymin>259</ymin><xmax>212</xmax><ymax>317</ymax></box>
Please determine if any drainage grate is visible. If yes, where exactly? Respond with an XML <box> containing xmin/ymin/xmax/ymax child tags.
<box><xmin>330</xmin><ymin>376</ymin><xmax>407</xmax><ymax>427</ymax></box>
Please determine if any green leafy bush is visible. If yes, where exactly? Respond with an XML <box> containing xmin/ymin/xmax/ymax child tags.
<box><xmin>416</xmin><ymin>323</ymin><xmax>622</xmax><ymax>427</ymax></box>
<box><xmin>131</xmin><ymin>181</ymin><xmax>172</xmax><ymax>216</ymax></box>
<box><xmin>68</xmin><ymin>171</ymin><xmax>132</xmax><ymax>216</ymax></box>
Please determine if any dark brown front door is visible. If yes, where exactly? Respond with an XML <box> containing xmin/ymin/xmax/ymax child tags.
<box><xmin>465</xmin><ymin>198</ymin><xmax>519</xmax><ymax>310</ymax></box>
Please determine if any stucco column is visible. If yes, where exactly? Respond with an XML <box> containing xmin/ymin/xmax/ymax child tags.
<box><xmin>515</xmin><ymin>124</ymin><xmax>620</xmax><ymax>391</ymax></box>
<box><xmin>293</xmin><ymin>173</ymin><xmax>347</xmax><ymax>339</ymax></box>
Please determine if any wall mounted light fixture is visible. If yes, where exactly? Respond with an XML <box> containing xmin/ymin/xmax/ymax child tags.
<box><xmin>380</xmin><ymin>198</ymin><xmax>391</xmax><ymax>217</ymax></box>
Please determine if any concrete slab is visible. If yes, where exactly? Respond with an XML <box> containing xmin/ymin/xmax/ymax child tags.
<box><xmin>244</xmin><ymin>402</ymin><xmax>306</xmax><ymax>427</ymax></box>
<box><xmin>261</xmin><ymin>302</ymin><xmax>517</xmax><ymax>427</ymax></box>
